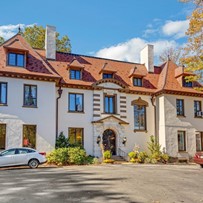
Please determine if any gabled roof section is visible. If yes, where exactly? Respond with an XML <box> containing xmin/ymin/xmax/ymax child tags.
<box><xmin>99</xmin><ymin>62</ymin><xmax>117</xmax><ymax>74</ymax></box>
<box><xmin>155</xmin><ymin>60</ymin><xmax>203</xmax><ymax>96</ymax></box>
<box><xmin>67</xmin><ymin>57</ymin><xmax>84</xmax><ymax>70</ymax></box>
<box><xmin>92</xmin><ymin>115</ymin><xmax>129</xmax><ymax>125</ymax></box>
<box><xmin>175</xmin><ymin>66</ymin><xmax>195</xmax><ymax>78</ymax></box>
<box><xmin>0</xmin><ymin>34</ymin><xmax>60</xmax><ymax>82</ymax></box>
<box><xmin>3</xmin><ymin>38</ymin><xmax>29</xmax><ymax>52</ymax></box>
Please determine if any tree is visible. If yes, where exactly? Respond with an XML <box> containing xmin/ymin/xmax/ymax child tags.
<box><xmin>180</xmin><ymin>3</ymin><xmax>203</xmax><ymax>86</ymax></box>
<box><xmin>23</xmin><ymin>25</ymin><xmax>71</xmax><ymax>52</ymax></box>
<box><xmin>0</xmin><ymin>36</ymin><xmax>5</xmax><ymax>45</ymax></box>
<box><xmin>159</xmin><ymin>47</ymin><xmax>182</xmax><ymax>65</ymax></box>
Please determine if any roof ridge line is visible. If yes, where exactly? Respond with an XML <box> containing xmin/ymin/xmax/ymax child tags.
<box><xmin>56</xmin><ymin>51</ymin><xmax>145</xmax><ymax>65</ymax></box>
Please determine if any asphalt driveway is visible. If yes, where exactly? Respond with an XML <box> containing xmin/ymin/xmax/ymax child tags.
<box><xmin>0</xmin><ymin>164</ymin><xmax>202</xmax><ymax>203</ymax></box>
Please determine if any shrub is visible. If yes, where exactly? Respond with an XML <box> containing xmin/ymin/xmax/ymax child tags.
<box><xmin>47</xmin><ymin>148</ymin><xmax>69</xmax><ymax>165</ymax></box>
<box><xmin>103</xmin><ymin>150</ymin><xmax>112</xmax><ymax>160</ymax></box>
<box><xmin>103</xmin><ymin>159</ymin><xmax>114</xmax><ymax>164</ymax></box>
<box><xmin>55</xmin><ymin>132</ymin><xmax>69</xmax><ymax>149</ymax></box>
<box><xmin>68</xmin><ymin>147</ymin><xmax>87</xmax><ymax>165</ymax></box>
<box><xmin>138</xmin><ymin>151</ymin><xmax>148</xmax><ymax>163</ymax></box>
<box><xmin>147</xmin><ymin>136</ymin><xmax>161</xmax><ymax>155</ymax></box>
<box><xmin>150</xmin><ymin>158</ymin><xmax>158</xmax><ymax>164</ymax></box>
<box><xmin>128</xmin><ymin>151</ymin><xmax>137</xmax><ymax>159</ymax></box>
<box><xmin>144</xmin><ymin>157</ymin><xmax>151</xmax><ymax>164</ymax></box>
<box><xmin>47</xmin><ymin>147</ymin><xmax>87</xmax><ymax>165</ymax></box>
<box><xmin>160</xmin><ymin>153</ymin><xmax>169</xmax><ymax>163</ymax></box>
<box><xmin>92</xmin><ymin>157</ymin><xmax>100</xmax><ymax>164</ymax></box>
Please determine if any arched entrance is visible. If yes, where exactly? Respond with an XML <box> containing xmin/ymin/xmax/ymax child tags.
<box><xmin>102</xmin><ymin>129</ymin><xmax>116</xmax><ymax>155</ymax></box>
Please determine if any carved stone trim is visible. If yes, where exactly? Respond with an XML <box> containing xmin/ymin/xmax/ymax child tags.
<box><xmin>131</xmin><ymin>97</ymin><xmax>149</xmax><ymax>107</ymax></box>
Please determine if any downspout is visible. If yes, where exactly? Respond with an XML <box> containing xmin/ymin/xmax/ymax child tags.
<box><xmin>151</xmin><ymin>95</ymin><xmax>158</xmax><ymax>143</ymax></box>
<box><xmin>56</xmin><ymin>84</ymin><xmax>63</xmax><ymax>141</ymax></box>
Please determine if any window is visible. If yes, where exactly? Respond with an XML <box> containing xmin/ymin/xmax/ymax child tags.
<box><xmin>24</xmin><ymin>85</ymin><xmax>37</xmax><ymax>107</ymax></box>
<box><xmin>176</xmin><ymin>99</ymin><xmax>184</xmax><ymax>116</ymax></box>
<box><xmin>8</xmin><ymin>53</ymin><xmax>24</xmax><ymax>67</ymax></box>
<box><xmin>178</xmin><ymin>131</ymin><xmax>186</xmax><ymax>151</ymax></box>
<box><xmin>0</xmin><ymin>124</ymin><xmax>6</xmax><ymax>150</ymax></box>
<box><xmin>0</xmin><ymin>82</ymin><xmax>7</xmax><ymax>105</ymax></box>
<box><xmin>194</xmin><ymin>101</ymin><xmax>202</xmax><ymax>117</ymax></box>
<box><xmin>69</xmin><ymin>93</ymin><xmax>84</xmax><ymax>112</ymax></box>
<box><xmin>183</xmin><ymin>77</ymin><xmax>192</xmax><ymax>87</ymax></box>
<box><xmin>196</xmin><ymin>133</ymin><xmax>203</xmax><ymax>151</ymax></box>
<box><xmin>68</xmin><ymin>128</ymin><xmax>83</xmax><ymax>146</ymax></box>
<box><xmin>23</xmin><ymin>125</ymin><xmax>36</xmax><ymax>149</ymax></box>
<box><xmin>104</xmin><ymin>95</ymin><xmax>116</xmax><ymax>114</ymax></box>
<box><xmin>103</xmin><ymin>73</ymin><xmax>113</xmax><ymax>79</ymax></box>
<box><xmin>1</xmin><ymin>149</ymin><xmax>16</xmax><ymax>156</ymax></box>
<box><xmin>70</xmin><ymin>69</ymin><xmax>81</xmax><ymax>80</ymax></box>
<box><xmin>133</xmin><ymin>78</ymin><xmax>142</xmax><ymax>87</ymax></box>
<box><xmin>134</xmin><ymin>105</ymin><xmax>146</xmax><ymax>130</ymax></box>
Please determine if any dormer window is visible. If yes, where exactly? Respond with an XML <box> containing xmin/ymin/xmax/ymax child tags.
<box><xmin>8</xmin><ymin>52</ymin><xmax>25</xmax><ymax>67</ymax></box>
<box><xmin>103</xmin><ymin>73</ymin><xmax>113</xmax><ymax>79</ymax></box>
<box><xmin>183</xmin><ymin>77</ymin><xmax>192</xmax><ymax>87</ymax></box>
<box><xmin>70</xmin><ymin>69</ymin><xmax>81</xmax><ymax>80</ymax></box>
<box><xmin>133</xmin><ymin>78</ymin><xmax>142</xmax><ymax>87</ymax></box>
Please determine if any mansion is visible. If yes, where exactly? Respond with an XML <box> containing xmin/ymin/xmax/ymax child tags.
<box><xmin>0</xmin><ymin>25</ymin><xmax>203</xmax><ymax>159</ymax></box>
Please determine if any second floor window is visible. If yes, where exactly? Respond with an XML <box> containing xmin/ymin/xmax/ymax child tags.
<box><xmin>70</xmin><ymin>69</ymin><xmax>81</xmax><ymax>80</ymax></box>
<box><xmin>176</xmin><ymin>99</ymin><xmax>184</xmax><ymax>116</ymax></box>
<box><xmin>8</xmin><ymin>53</ymin><xmax>24</xmax><ymax>67</ymax></box>
<box><xmin>104</xmin><ymin>95</ymin><xmax>116</xmax><ymax>114</ymax></box>
<box><xmin>134</xmin><ymin>105</ymin><xmax>146</xmax><ymax>131</ymax></box>
<box><xmin>103</xmin><ymin>73</ymin><xmax>113</xmax><ymax>79</ymax></box>
<box><xmin>69</xmin><ymin>93</ymin><xmax>83</xmax><ymax>112</ymax></box>
<box><xmin>194</xmin><ymin>101</ymin><xmax>202</xmax><ymax>117</ymax></box>
<box><xmin>24</xmin><ymin>85</ymin><xmax>37</xmax><ymax>107</ymax></box>
<box><xmin>133</xmin><ymin>78</ymin><xmax>142</xmax><ymax>87</ymax></box>
<box><xmin>0</xmin><ymin>82</ymin><xmax>7</xmax><ymax>105</ymax></box>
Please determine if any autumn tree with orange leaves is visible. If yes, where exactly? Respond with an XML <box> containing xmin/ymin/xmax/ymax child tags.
<box><xmin>180</xmin><ymin>0</ymin><xmax>203</xmax><ymax>86</ymax></box>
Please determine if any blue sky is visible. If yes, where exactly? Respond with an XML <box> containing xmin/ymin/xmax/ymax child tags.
<box><xmin>0</xmin><ymin>0</ymin><xmax>193</xmax><ymax>64</ymax></box>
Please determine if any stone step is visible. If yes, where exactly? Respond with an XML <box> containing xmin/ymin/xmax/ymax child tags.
<box><xmin>112</xmin><ymin>156</ymin><xmax>126</xmax><ymax>161</ymax></box>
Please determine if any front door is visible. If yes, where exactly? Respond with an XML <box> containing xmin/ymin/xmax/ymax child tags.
<box><xmin>102</xmin><ymin>129</ymin><xmax>116</xmax><ymax>155</ymax></box>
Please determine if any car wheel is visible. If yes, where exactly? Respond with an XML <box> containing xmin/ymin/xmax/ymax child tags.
<box><xmin>28</xmin><ymin>159</ymin><xmax>39</xmax><ymax>169</ymax></box>
<box><xmin>200</xmin><ymin>164</ymin><xmax>203</xmax><ymax>168</ymax></box>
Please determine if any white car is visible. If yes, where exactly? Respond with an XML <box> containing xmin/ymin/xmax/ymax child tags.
<box><xmin>0</xmin><ymin>148</ymin><xmax>47</xmax><ymax>169</ymax></box>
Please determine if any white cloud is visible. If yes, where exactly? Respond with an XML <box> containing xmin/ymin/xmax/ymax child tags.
<box><xmin>0</xmin><ymin>23</ymin><xmax>36</xmax><ymax>39</ymax></box>
<box><xmin>162</xmin><ymin>20</ymin><xmax>189</xmax><ymax>39</ymax></box>
<box><xmin>95</xmin><ymin>37</ymin><xmax>179</xmax><ymax>64</ymax></box>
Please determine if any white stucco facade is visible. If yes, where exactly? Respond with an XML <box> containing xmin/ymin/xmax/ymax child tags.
<box><xmin>157</xmin><ymin>94</ymin><xmax>203</xmax><ymax>158</ymax></box>
<box><xmin>57</xmin><ymin>82</ymin><xmax>155</xmax><ymax>157</ymax></box>
<box><xmin>0</xmin><ymin>77</ymin><xmax>56</xmax><ymax>152</ymax></box>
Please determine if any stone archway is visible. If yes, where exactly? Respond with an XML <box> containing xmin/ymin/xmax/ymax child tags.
<box><xmin>102</xmin><ymin>129</ymin><xmax>116</xmax><ymax>155</ymax></box>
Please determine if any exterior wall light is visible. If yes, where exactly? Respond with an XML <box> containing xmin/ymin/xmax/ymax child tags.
<box><xmin>97</xmin><ymin>135</ymin><xmax>101</xmax><ymax>145</ymax></box>
<box><xmin>122</xmin><ymin>136</ymin><xmax>127</xmax><ymax>145</ymax></box>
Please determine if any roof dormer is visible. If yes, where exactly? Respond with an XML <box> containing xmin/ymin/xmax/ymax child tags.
<box><xmin>67</xmin><ymin>57</ymin><xmax>84</xmax><ymax>80</ymax></box>
<box><xmin>4</xmin><ymin>38</ymin><xmax>29</xmax><ymax>68</ymax></box>
<box><xmin>175</xmin><ymin>66</ymin><xmax>195</xmax><ymax>88</ymax></box>
<box><xmin>99</xmin><ymin>62</ymin><xmax>117</xmax><ymax>79</ymax></box>
<box><xmin>129</xmin><ymin>66</ymin><xmax>147</xmax><ymax>87</ymax></box>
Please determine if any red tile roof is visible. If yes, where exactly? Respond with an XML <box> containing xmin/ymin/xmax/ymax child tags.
<box><xmin>0</xmin><ymin>34</ymin><xmax>60</xmax><ymax>81</ymax></box>
<box><xmin>36</xmin><ymin>49</ymin><xmax>202</xmax><ymax>95</ymax></box>
<box><xmin>0</xmin><ymin>34</ymin><xmax>202</xmax><ymax>96</ymax></box>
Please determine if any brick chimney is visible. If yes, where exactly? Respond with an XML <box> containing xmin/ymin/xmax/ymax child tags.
<box><xmin>140</xmin><ymin>44</ymin><xmax>154</xmax><ymax>73</ymax></box>
<box><xmin>45</xmin><ymin>25</ymin><xmax>56</xmax><ymax>60</ymax></box>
